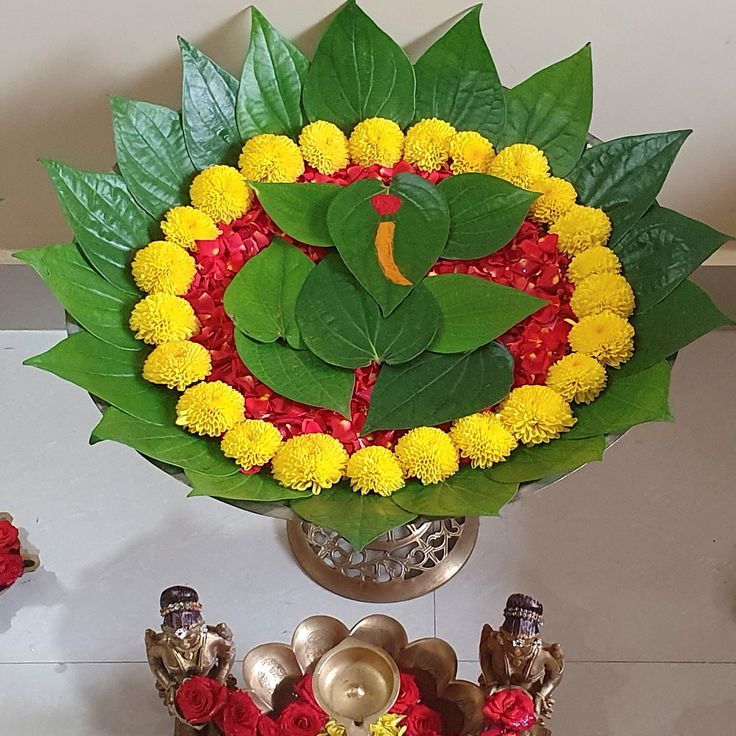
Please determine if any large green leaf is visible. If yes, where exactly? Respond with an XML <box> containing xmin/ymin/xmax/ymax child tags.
<box><xmin>291</xmin><ymin>486</ymin><xmax>416</xmax><ymax>550</ymax></box>
<box><xmin>111</xmin><ymin>97</ymin><xmax>195</xmax><ymax>220</ymax></box>
<box><xmin>327</xmin><ymin>173</ymin><xmax>449</xmax><ymax>316</ymax></box>
<box><xmin>234</xmin><ymin>331</ymin><xmax>354</xmax><ymax>417</ymax></box>
<box><xmin>42</xmin><ymin>160</ymin><xmax>154</xmax><ymax>295</ymax></box>
<box><xmin>15</xmin><ymin>244</ymin><xmax>138</xmax><ymax>350</ymax></box>
<box><xmin>223</xmin><ymin>239</ymin><xmax>314</xmax><ymax>349</ymax></box>
<box><xmin>301</xmin><ymin>1</ymin><xmax>415</xmax><ymax>130</ymax></box>
<box><xmin>179</xmin><ymin>38</ymin><xmax>241</xmax><ymax>169</ymax></box>
<box><xmin>236</xmin><ymin>8</ymin><xmax>309</xmax><ymax>140</ymax></box>
<box><xmin>566</xmin><ymin>361</ymin><xmax>672</xmax><ymax>439</ymax></box>
<box><xmin>612</xmin><ymin>205</ymin><xmax>731</xmax><ymax>313</ymax></box>
<box><xmin>24</xmin><ymin>331</ymin><xmax>175</xmax><ymax>426</ymax></box>
<box><xmin>186</xmin><ymin>469</ymin><xmax>306</xmax><ymax>501</ymax></box>
<box><xmin>392</xmin><ymin>466</ymin><xmax>518</xmax><ymax>516</ymax></box>
<box><xmin>296</xmin><ymin>254</ymin><xmax>440</xmax><ymax>368</ymax></box>
<box><xmin>486</xmin><ymin>436</ymin><xmax>606</xmax><ymax>483</ymax></box>
<box><xmin>91</xmin><ymin>407</ymin><xmax>238</xmax><ymax>476</ymax></box>
<box><xmin>424</xmin><ymin>274</ymin><xmax>548</xmax><ymax>353</ymax></box>
<box><xmin>619</xmin><ymin>280</ymin><xmax>731</xmax><ymax>377</ymax></box>
<box><xmin>438</xmin><ymin>174</ymin><xmax>538</xmax><ymax>259</ymax></box>
<box><xmin>250</xmin><ymin>181</ymin><xmax>340</xmax><ymax>246</ymax></box>
<box><xmin>413</xmin><ymin>6</ymin><xmax>505</xmax><ymax>138</ymax></box>
<box><xmin>363</xmin><ymin>342</ymin><xmax>514</xmax><ymax>434</ymax></box>
<box><xmin>567</xmin><ymin>131</ymin><xmax>691</xmax><ymax>243</ymax></box>
<box><xmin>500</xmin><ymin>45</ymin><xmax>593</xmax><ymax>176</ymax></box>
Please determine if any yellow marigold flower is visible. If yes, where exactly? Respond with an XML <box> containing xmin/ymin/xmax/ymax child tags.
<box><xmin>568</xmin><ymin>310</ymin><xmax>635</xmax><ymax>367</ymax></box>
<box><xmin>346</xmin><ymin>446</ymin><xmax>405</xmax><ymax>496</ymax></box>
<box><xmin>221</xmin><ymin>419</ymin><xmax>283</xmax><ymax>470</ymax></box>
<box><xmin>568</xmin><ymin>246</ymin><xmax>622</xmax><ymax>283</ymax></box>
<box><xmin>550</xmin><ymin>204</ymin><xmax>612</xmax><ymax>256</ymax></box>
<box><xmin>394</xmin><ymin>427</ymin><xmax>459</xmax><ymax>485</ymax></box>
<box><xmin>321</xmin><ymin>720</ymin><xmax>347</xmax><ymax>736</ymax></box>
<box><xmin>498</xmin><ymin>385</ymin><xmax>576</xmax><ymax>445</ymax></box>
<box><xmin>370</xmin><ymin>714</ymin><xmax>407</xmax><ymax>736</ymax></box>
<box><xmin>546</xmin><ymin>353</ymin><xmax>607</xmax><ymax>404</ymax></box>
<box><xmin>529</xmin><ymin>176</ymin><xmax>577</xmax><ymax>225</ymax></box>
<box><xmin>570</xmin><ymin>272</ymin><xmax>636</xmax><ymax>320</ymax></box>
<box><xmin>450</xmin><ymin>413</ymin><xmax>518</xmax><ymax>468</ymax></box>
<box><xmin>449</xmin><ymin>131</ymin><xmax>496</xmax><ymax>174</ymax></box>
<box><xmin>489</xmin><ymin>143</ymin><xmax>550</xmax><ymax>189</ymax></box>
<box><xmin>142</xmin><ymin>340</ymin><xmax>211</xmax><ymax>390</ymax></box>
<box><xmin>403</xmin><ymin>118</ymin><xmax>456</xmax><ymax>172</ymax></box>
<box><xmin>131</xmin><ymin>241</ymin><xmax>196</xmax><ymax>295</ymax></box>
<box><xmin>348</xmin><ymin>117</ymin><xmax>404</xmax><ymax>167</ymax></box>
<box><xmin>176</xmin><ymin>380</ymin><xmax>244</xmax><ymax>437</ymax></box>
<box><xmin>239</xmin><ymin>134</ymin><xmax>305</xmax><ymax>183</ymax></box>
<box><xmin>299</xmin><ymin>121</ymin><xmax>350</xmax><ymax>175</ymax></box>
<box><xmin>271</xmin><ymin>433</ymin><xmax>348</xmax><ymax>494</ymax></box>
<box><xmin>189</xmin><ymin>165</ymin><xmax>253</xmax><ymax>224</ymax></box>
<box><xmin>161</xmin><ymin>206</ymin><xmax>220</xmax><ymax>250</ymax></box>
<box><xmin>129</xmin><ymin>294</ymin><xmax>199</xmax><ymax>345</ymax></box>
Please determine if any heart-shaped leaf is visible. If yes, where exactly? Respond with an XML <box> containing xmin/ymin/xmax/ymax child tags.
<box><xmin>186</xmin><ymin>469</ymin><xmax>307</xmax><ymax>501</ymax></box>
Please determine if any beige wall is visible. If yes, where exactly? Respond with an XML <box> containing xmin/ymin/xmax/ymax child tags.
<box><xmin>1</xmin><ymin>0</ymin><xmax>735</xmax><ymax>259</ymax></box>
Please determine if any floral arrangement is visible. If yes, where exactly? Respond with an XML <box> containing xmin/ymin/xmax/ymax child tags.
<box><xmin>0</xmin><ymin>515</ymin><xmax>37</xmax><ymax>591</ymax></box>
<box><xmin>20</xmin><ymin>2</ymin><xmax>731</xmax><ymax>548</ymax></box>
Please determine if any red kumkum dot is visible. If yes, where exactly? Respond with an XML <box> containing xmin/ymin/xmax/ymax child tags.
<box><xmin>370</xmin><ymin>193</ymin><xmax>402</xmax><ymax>216</ymax></box>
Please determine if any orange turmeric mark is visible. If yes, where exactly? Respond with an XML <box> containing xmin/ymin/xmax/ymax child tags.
<box><xmin>374</xmin><ymin>221</ymin><xmax>412</xmax><ymax>286</ymax></box>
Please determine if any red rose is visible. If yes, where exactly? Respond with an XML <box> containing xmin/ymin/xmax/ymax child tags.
<box><xmin>0</xmin><ymin>552</ymin><xmax>23</xmax><ymax>588</ymax></box>
<box><xmin>0</xmin><ymin>520</ymin><xmax>19</xmax><ymax>553</ymax></box>
<box><xmin>481</xmin><ymin>727</ymin><xmax>510</xmax><ymax>736</ymax></box>
<box><xmin>256</xmin><ymin>714</ymin><xmax>280</xmax><ymax>736</ymax></box>
<box><xmin>483</xmin><ymin>689</ymin><xmax>536</xmax><ymax>731</ymax></box>
<box><xmin>216</xmin><ymin>689</ymin><xmax>261</xmax><ymax>736</ymax></box>
<box><xmin>293</xmin><ymin>674</ymin><xmax>326</xmax><ymax>716</ymax></box>
<box><xmin>276</xmin><ymin>701</ymin><xmax>326</xmax><ymax>736</ymax></box>
<box><xmin>405</xmin><ymin>704</ymin><xmax>443</xmax><ymax>736</ymax></box>
<box><xmin>391</xmin><ymin>673</ymin><xmax>420</xmax><ymax>714</ymax></box>
<box><xmin>175</xmin><ymin>675</ymin><xmax>228</xmax><ymax>725</ymax></box>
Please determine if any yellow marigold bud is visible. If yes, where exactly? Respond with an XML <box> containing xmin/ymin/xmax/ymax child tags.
<box><xmin>221</xmin><ymin>419</ymin><xmax>283</xmax><ymax>470</ymax></box>
<box><xmin>568</xmin><ymin>246</ymin><xmax>622</xmax><ymax>283</ymax></box>
<box><xmin>403</xmin><ymin>118</ymin><xmax>456</xmax><ymax>172</ymax></box>
<box><xmin>189</xmin><ymin>165</ymin><xmax>253</xmax><ymax>224</ymax></box>
<box><xmin>129</xmin><ymin>294</ymin><xmax>199</xmax><ymax>345</ymax></box>
<box><xmin>549</xmin><ymin>204</ymin><xmax>612</xmax><ymax>256</ymax></box>
<box><xmin>529</xmin><ymin>177</ymin><xmax>577</xmax><ymax>225</ymax></box>
<box><xmin>346</xmin><ymin>446</ymin><xmax>405</xmax><ymax>496</ymax></box>
<box><xmin>348</xmin><ymin>118</ymin><xmax>404</xmax><ymax>167</ymax></box>
<box><xmin>570</xmin><ymin>272</ymin><xmax>636</xmax><ymax>319</ymax></box>
<box><xmin>131</xmin><ymin>241</ymin><xmax>196</xmax><ymax>295</ymax></box>
<box><xmin>449</xmin><ymin>131</ymin><xmax>496</xmax><ymax>174</ymax></box>
<box><xmin>175</xmin><ymin>380</ymin><xmax>244</xmax><ymax>437</ymax></box>
<box><xmin>546</xmin><ymin>353</ymin><xmax>607</xmax><ymax>404</ymax></box>
<box><xmin>271</xmin><ymin>433</ymin><xmax>348</xmax><ymax>494</ymax></box>
<box><xmin>238</xmin><ymin>134</ymin><xmax>305</xmax><ymax>183</ymax></box>
<box><xmin>370</xmin><ymin>714</ymin><xmax>407</xmax><ymax>736</ymax></box>
<box><xmin>324</xmin><ymin>720</ymin><xmax>348</xmax><ymax>736</ymax></box>
<box><xmin>299</xmin><ymin>121</ymin><xmax>350</xmax><ymax>175</ymax></box>
<box><xmin>498</xmin><ymin>385</ymin><xmax>576</xmax><ymax>445</ymax></box>
<box><xmin>568</xmin><ymin>310</ymin><xmax>635</xmax><ymax>367</ymax></box>
<box><xmin>450</xmin><ymin>413</ymin><xmax>518</xmax><ymax>468</ymax></box>
<box><xmin>160</xmin><ymin>206</ymin><xmax>220</xmax><ymax>250</ymax></box>
<box><xmin>394</xmin><ymin>427</ymin><xmax>459</xmax><ymax>485</ymax></box>
<box><xmin>489</xmin><ymin>143</ymin><xmax>550</xmax><ymax>189</ymax></box>
<box><xmin>142</xmin><ymin>340</ymin><xmax>211</xmax><ymax>390</ymax></box>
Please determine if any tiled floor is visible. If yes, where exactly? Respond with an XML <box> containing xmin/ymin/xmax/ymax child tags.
<box><xmin>1</xmin><ymin>330</ymin><xmax>735</xmax><ymax>734</ymax></box>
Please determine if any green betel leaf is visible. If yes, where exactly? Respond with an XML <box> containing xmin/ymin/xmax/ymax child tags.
<box><xmin>236</xmin><ymin>8</ymin><xmax>310</xmax><ymax>140</ymax></box>
<box><xmin>424</xmin><ymin>274</ymin><xmax>548</xmax><ymax>353</ymax></box>
<box><xmin>291</xmin><ymin>486</ymin><xmax>416</xmax><ymax>550</ymax></box>
<box><xmin>566</xmin><ymin>361</ymin><xmax>672</xmax><ymax>439</ymax></box>
<box><xmin>234</xmin><ymin>331</ymin><xmax>354</xmax><ymax>417</ymax></box>
<box><xmin>296</xmin><ymin>254</ymin><xmax>440</xmax><ymax>368</ymax></box>
<box><xmin>486</xmin><ymin>436</ymin><xmax>606</xmax><ymax>483</ymax></box>
<box><xmin>15</xmin><ymin>244</ymin><xmax>138</xmax><ymax>351</ymax></box>
<box><xmin>612</xmin><ymin>205</ymin><xmax>731</xmax><ymax>313</ymax></box>
<box><xmin>301</xmin><ymin>1</ymin><xmax>415</xmax><ymax>131</ymax></box>
<box><xmin>392</xmin><ymin>466</ymin><xmax>518</xmax><ymax>517</ymax></box>
<box><xmin>413</xmin><ymin>6</ymin><xmax>505</xmax><ymax>138</ymax></box>
<box><xmin>567</xmin><ymin>130</ymin><xmax>691</xmax><ymax>243</ymax></box>
<box><xmin>111</xmin><ymin>97</ymin><xmax>196</xmax><ymax>220</ymax></box>
<box><xmin>24</xmin><ymin>330</ymin><xmax>176</xmax><ymax>426</ymax></box>
<box><xmin>91</xmin><ymin>407</ymin><xmax>238</xmax><ymax>476</ymax></box>
<box><xmin>363</xmin><ymin>342</ymin><xmax>514</xmax><ymax>434</ymax></box>
<box><xmin>327</xmin><ymin>173</ymin><xmax>449</xmax><ymax>316</ymax></box>
<box><xmin>223</xmin><ymin>239</ymin><xmax>314</xmax><ymax>349</ymax></box>
<box><xmin>619</xmin><ymin>280</ymin><xmax>732</xmax><ymax>377</ymax></box>
<box><xmin>438</xmin><ymin>174</ymin><xmax>538</xmax><ymax>259</ymax></box>
<box><xmin>179</xmin><ymin>37</ymin><xmax>241</xmax><ymax>169</ymax></box>
<box><xmin>250</xmin><ymin>181</ymin><xmax>340</xmax><ymax>246</ymax></box>
<box><xmin>187</xmin><ymin>469</ymin><xmax>306</xmax><ymax>501</ymax></box>
<box><xmin>42</xmin><ymin>160</ymin><xmax>155</xmax><ymax>295</ymax></box>
<box><xmin>500</xmin><ymin>45</ymin><xmax>593</xmax><ymax>176</ymax></box>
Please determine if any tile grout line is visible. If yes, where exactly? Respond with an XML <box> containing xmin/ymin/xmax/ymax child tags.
<box><xmin>432</xmin><ymin>590</ymin><xmax>437</xmax><ymax>637</ymax></box>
